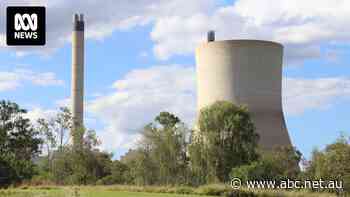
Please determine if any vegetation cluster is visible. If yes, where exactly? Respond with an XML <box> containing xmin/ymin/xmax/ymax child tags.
<box><xmin>0</xmin><ymin>100</ymin><xmax>349</xmax><ymax>196</ymax></box>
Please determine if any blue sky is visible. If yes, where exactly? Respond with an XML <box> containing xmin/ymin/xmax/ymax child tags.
<box><xmin>0</xmin><ymin>0</ymin><xmax>349</xmax><ymax>159</ymax></box>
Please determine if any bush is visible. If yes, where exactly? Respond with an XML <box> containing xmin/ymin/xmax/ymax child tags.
<box><xmin>231</xmin><ymin>161</ymin><xmax>277</xmax><ymax>183</ymax></box>
<box><xmin>224</xmin><ymin>190</ymin><xmax>257</xmax><ymax>197</ymax></box>
<box><xmin>172</xmin><ymin>186</ymin><xmax>193</xmax><ymax>194</ymax></box>
<box><xmin>231</xmin><ymin>146</ymin><xmax>302</xmax><ymax>184</ymax></box>
<box><xmin>306</xmin><ymin>136</ymin><xmax>350</xmax><ymax>192</ymax></box>
<box><xmin>26</xmin><ymin>173</ymin><xmax>55</xmax><ymax>186</ymax></box>
<box><xmin>96</xmin><ymin>175</ymin><xmax>116</xmax><ymax>185</ymax></box>
<box><xmin>194</xmin><ymin>184</ymin><xmax>231</xmax><ymax>195</ymax></box>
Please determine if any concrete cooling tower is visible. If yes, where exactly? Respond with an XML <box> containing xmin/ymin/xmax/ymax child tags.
<box><xmin>195</xmin><ymin>36</ymin><xmax>292</xmax><ymax>149</ymax></box>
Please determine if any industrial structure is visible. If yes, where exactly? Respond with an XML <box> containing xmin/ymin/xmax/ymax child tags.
<box><xmin>68</xmin><ymin>13</ymin><xmax>290</xmax><ymax>149</ymax></box>
<box><xmin>195</xmin><ymin>32</ymin><xmax>291</xmax><ymax>149</ymax></box>
<box><xmin>71</xmin><ymin>13</ymin><xmax>85</xmax><ymax>134</ymax></box>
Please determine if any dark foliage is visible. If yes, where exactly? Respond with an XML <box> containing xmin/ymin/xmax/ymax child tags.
<box><xmin>0</xmin><ymin>100</ymin><xmax>42</xmax><ymax>186</ymax></box>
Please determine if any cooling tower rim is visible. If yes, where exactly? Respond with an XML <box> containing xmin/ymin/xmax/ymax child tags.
<box><xmin>197</xmin><ymin>39</ymin><xmax>283</xmax><ymax>49</ymax></box>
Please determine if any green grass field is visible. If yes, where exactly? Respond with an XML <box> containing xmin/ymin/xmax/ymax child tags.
<box><xmin>0</xmin><ymin>186</ymin><xmax>339</xmax><ymax>197</ymax></box>
<box><xmin>0</xmin><ymin>188</ymin><xmax>213</xmax><ymax>197</ymax></box>
<box><xmin>82</xmin><ymin>191</ymin><xmax>211</xmax><ymax>197</ymax></box>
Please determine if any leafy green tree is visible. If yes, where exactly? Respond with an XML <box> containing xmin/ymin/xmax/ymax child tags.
<box><xmin>306</xmin><ymin>136</ymin><xmax>350</xmax><ymax>191</ymax></box>
<box><xmin>51</xmin><ymin>146</ymin><xmax>74</xmax><ymax>184</ymax></box>
<box><xmin>155</xmin><ymin>112</ymin><xmax>180</xmax><ymax>129</ymax></box>
<box><xmin>141</xmin><ymin>112</ymin><xmax>190</xmax><ymax>185</ymax></box>
<box><xmin>56</xmin><ymin>127</ymin><xmax>106</xmax><ymax>185</ymax></box>
<box><xmin>230</xmin><ymin>146</ymin><xmax>302</xmax><ymax>183</ymax></box>
<box><xmin>52</xmin><ymin>107</ymin><xmax>72</xmax><ymax>149</ymax></box>
<box><xmin>36</xmin><ymin>118</ymin><xmax>56</xmax><ymax>172</ymax></box>
<box><xmin>0</xmin><ymin>100</ymin><xmax>42</xmax><ymax>186</ymax></box>
<box><xmin>120</xmin><ymin>112</ymin><xmax>190</xmax><ymax>185</ymax></box>
<box><xmin>110</xmin><ymin>160</ymin><xmax>129</xmax><ymax>183</ymax></box>
<box><xmin>97</xmin><ymin>160</ymin><xmax>129</xmax><ymax>185</ymax></box>
<box><xmin>33</xmin><ymin>108</ymin><xmax>72</xmax><ymax>182</ymax></box>
<box><xmin>190</xmin><ymin>101</ymin><xmax>259</xmax><ymax>183</ymax></box>
<box><xmin>266</xmin><ymin>146</ymin><xmax>302</xmax><ymax>179</ymax></box>
<box><xmin>69</xmin><ymin>139</ymin><xmax>109</xmax><ymax>184</ymax></box>
<box><xmin>121</xmin><ymin>148</ymin><xmax>158</xmax><ymax>185</ymax></box>
<box><xmin>188</xmin><ymin>136</ymin><xmax>207</xmax><ymax>185</ymax></box>
<box><xmin>120</xmin><ymin>149</ymin><xmax>146</xmax><ymax>184</ymax></box>
<box><xmin>92</xmin><ymin>150</ymin><xmax>113</xmax><ymax>179</ymax></box>
<box><xmin>34</xmin><ymin>107</ymin><xmax>113</xmax><ymax>185</ymax></box>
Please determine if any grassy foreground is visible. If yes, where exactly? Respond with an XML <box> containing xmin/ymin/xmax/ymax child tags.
<box><xmin>0</xmin><ymin>185</ymin><xmax>338</xmax><ymax>197</ymax></box>
<box><xmin>0</xmin><ymin>189</ymin><xmax>209</xmax><ymax>197</ymax></box>
<box><xmin>0</xmin><ymin>187</ymin><xmax>213</xmax><ymax>197</ymax></box>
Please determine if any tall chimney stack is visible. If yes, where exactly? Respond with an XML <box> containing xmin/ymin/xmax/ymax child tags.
<box><xmin>207</xmin><ymin>30</ymin><xmax>215</xmax><ymax>42</ymax></box>
<box><xmin>71</xmin><ymin>13</ymin><xmax>85</xmax><ymax>140</ymax></box>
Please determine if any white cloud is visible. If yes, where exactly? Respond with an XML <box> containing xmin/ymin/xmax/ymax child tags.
<box><xmin>88</xmin><ymin>65</ymin><xmax>196</xmax><ymax>151</ymax></box>
<box><xmin>24</xmin><ymin>107</ymin><xmax>57</xmax><ymax>123</ymax></box>
<box><xmin>0</xmin><ymin>71</ymin><xmax>21</xmax><ymax>91</ymax></box>
<box><xmin>0</xmin><ymin>69</ymin><xmax>64</xmax><ymax>91</ymax></box>
<box><xmin>150</xmin><ymin>0</ymin><xmax>350</xmax><ymax>63</ymax></box>
<box><xmin>87</xmin><ymin>65</ymin><xmax>350</xmax><ymax>152</ymax></box>
<box><xmin>151</xmin><ymin>7</ymin><xmax>245</xmax><ymax>60</ymax></box>
<box><xmin>2</xmin><ymin>0</ymin><xmax>349</xmax><ymax>64</ymax></box>
<box><xmin>233</xmin><ymin>0</ymin><xmax>349</xmax><ymax>27</ymax></box>
<box><xmin>55</xmin><ymin>97</ymin><xmax>71</xmax><ymax>108</ymax></box>
<box><xmin>283</xmin><ymin>77</ymin><xmax>350</xmax><ymax>115</ymax></box>
<box><xmin>0</xmin><ymin>0</ymin><xmax>215</xmax><ymax>56</ymax></box>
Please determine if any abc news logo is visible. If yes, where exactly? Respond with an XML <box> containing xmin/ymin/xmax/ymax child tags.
<box><xmin>7</xmin><ymin>7</ymin><xmax>45</xmax><ymax>46</ymax></box>
<box><xmin>15</xmin><ymin>13</ymin><xmax>38</xmax><ymax>31</ymax></box>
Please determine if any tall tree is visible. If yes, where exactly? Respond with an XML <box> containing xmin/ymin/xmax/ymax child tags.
<box><xmin>0</xmin><ymin>100</ymin><xmax>42</xmax><ymax>186</ymax></box>
<box><xmin>190</xmin><ymin>101</ymin><xmax>259</xmax><ymax>183</ymax></box>
<box><xmin>306</xmin><ymin>136</ymin><xmax>350</xmax><ymax>192</ymax></box>
<box><xmin>53</xmin><ymin>107</ymin><xmax>72</xmax><ymax>149</ymax></box>
<box><xmin>125</xmin><ymin>112</ymin><xmax>190</xmax><ymax>185</ymax></box>
<box><xmin>37</xmin><ymin>118</ymin><xmax>56</xmax><ymax>171</ymax></box>
<box><xmin>51</xmin><ymin>127</ymin><xmax>106</xmax><ymax>185</ymax></box>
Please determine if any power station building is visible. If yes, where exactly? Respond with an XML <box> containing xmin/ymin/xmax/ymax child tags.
<box><xmin>195</xmin><ymin>33</ymin><xmax>292</xmax><ymax>149</ymax></box>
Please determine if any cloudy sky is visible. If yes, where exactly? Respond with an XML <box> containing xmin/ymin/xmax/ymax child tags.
<box><xmin>1</xmin><ymin>0</ymin><xmax>350</xmax><ymax>159</ymax></box>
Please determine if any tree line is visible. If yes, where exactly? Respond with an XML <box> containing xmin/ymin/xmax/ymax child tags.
<box><xmin>0</xmin><ymin>100</ymin><xmax>349</xmax><ymax>192</ymax></box>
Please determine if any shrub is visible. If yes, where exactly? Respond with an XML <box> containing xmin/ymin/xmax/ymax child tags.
<box><xmin>96</xmin><ymin>176</ymin><xmax>115</xmax><ymax>185</ymax></box>
<box><xmin>230</xmin><ymin>161</ymin><xmax>277</xmax><ymax>183</ymax></box>
<box><xmin>306</xmin><ymin>136</ymin><xmax>350</xmax><ymax>192</ymax></box>
<box><xmin>172</xmin><ymin>186</ymin><xmax>193</xmax><ymax>194</ymax></box>
<box><xmin>231</xmin><ymin>146</ymin><xmax>302</xmax><ymax>184</ymax></box>
<box><xmin>194</xmin><ymin>184</ymin><xmax>231</xmax><ymax>195</ymax></box>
